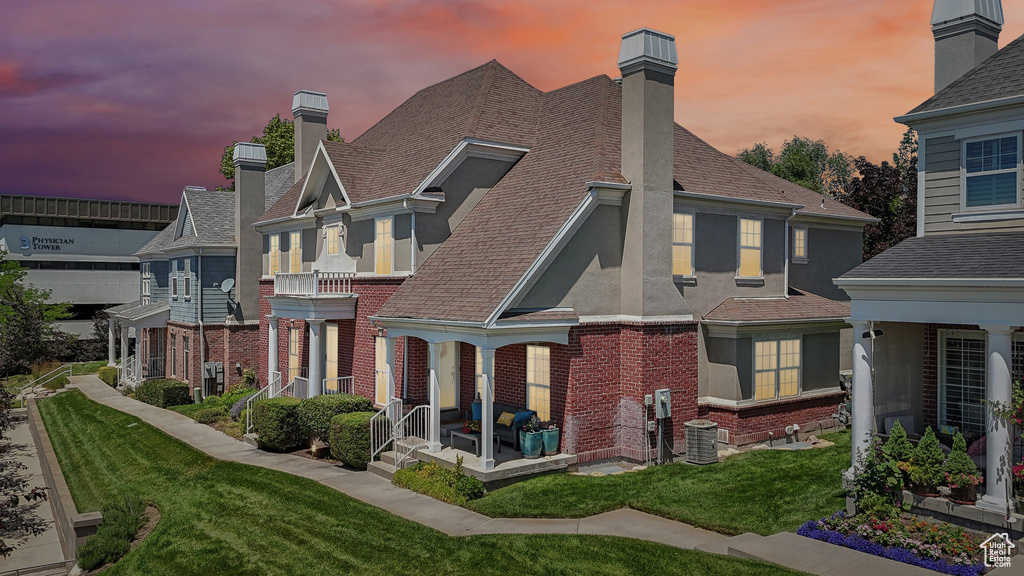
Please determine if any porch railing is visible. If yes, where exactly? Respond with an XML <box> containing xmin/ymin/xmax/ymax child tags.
<box><xmin>370</xmin><ymin>397</ymin><xmax>403</xmax><ymax>461</ymax></box>
<box><xmin>279</xmin><ymin>376</ymin><xmax>309</xmax><ymax>400</ymax></box>
<box><xmin>323</xmin><ymin>376</ymin><xmax>354</xmax><ymax>396</ymax></box>
<box><xmin>274</xmin><ymin>271</ymin><xmax>355</xmax><ymax>297</ymax></box>
<box><xmin>119</xmin><ymin>355</ymin><xmax>136</xmax><ymax>386</ymax></box>
<box><xmin>246</xmin><ymin>371</ymin><xmax>280</xmax><ymax>435</ymax></box>
<box><xmin>394</xmin><ymin>404</ymin><xmax>430</xmax><ymax>469</ymax></box>
<box><xmin>144</xmin><ymin>356</ymin><xmax>165</xmax><ymax>380</ymax></box>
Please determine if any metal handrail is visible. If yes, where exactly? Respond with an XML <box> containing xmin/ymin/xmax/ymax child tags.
<box><xmin>246</xmin><ymin>371</ymin><xmax>280</xmax><ymax>435</ymax></box>
<box><xmin>323</xmin><ymin>376</ymin><xmax>354</xmax><ymax>395</ymax></box>
<box><xmin>370</xmin><ymin>397</ymin><xmax>403</xmax><ymax>461</ymax></box>
<box><xmin>394</xmin><ymin>404</ymin><xmax>430</xmax><ymax>469</ymax></box>
<box><xmin>18</xmin><ymin>363</ymin><xmax>71</xmax><ymax>394</ymax></box>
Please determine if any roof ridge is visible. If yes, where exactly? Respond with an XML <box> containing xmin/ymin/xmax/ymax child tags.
<box><xmin>542</xmin><ymin>73</ymin><xmax>615</xmax><ymax>96</ymax></box>
<box><xmin>465</xmin><ymin>62</ymin><xmax>497</xmax><ymax>137</ymax></box>
<box><xmin>909</xmin><ymin>31</ymin><xmax>1024</xmax><ymax>114</ymax></box>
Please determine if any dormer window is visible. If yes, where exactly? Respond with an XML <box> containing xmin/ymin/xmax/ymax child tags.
<box><xmin>963</xmin><ymin>134</ymin><xmax>1020</xmax><ymax>209</ymax></box>
<box><xmin>326</xmin><ymin>225</ymin><xmax>341</xmax><ymax>255</ymax></box>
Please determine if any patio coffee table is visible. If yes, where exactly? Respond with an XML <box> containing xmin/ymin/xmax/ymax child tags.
<box><xmin>449</xmin><ymin>431</ymin><xmax>501</xmax><ymax>457</ymax></box>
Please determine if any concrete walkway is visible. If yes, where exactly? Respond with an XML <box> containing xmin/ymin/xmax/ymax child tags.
<box><xmin>61</xmin><ymin>375</ymin><xmax>982</xmax><ymax>575</ymax></box>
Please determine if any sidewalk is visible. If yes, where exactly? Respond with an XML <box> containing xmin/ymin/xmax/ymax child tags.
<box><xmin>63</xmin><ymin>375</ymin><xmax>985</xmax><ymax>575</ymax></box>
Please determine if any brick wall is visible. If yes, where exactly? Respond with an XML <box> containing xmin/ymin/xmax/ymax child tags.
<box><xmin>698</xmin><ymin>392</ymin><xmax>844</xmax><ymax>445</ymax></box>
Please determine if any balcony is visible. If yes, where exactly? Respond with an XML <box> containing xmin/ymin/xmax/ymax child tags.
<box><xmin>274</xmin><ymin>271</ymin><xmax>355</xmax><ymax>297</ymax></box>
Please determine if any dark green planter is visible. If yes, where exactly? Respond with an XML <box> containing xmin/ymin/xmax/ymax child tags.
<box><xmin>520</xmin><ymin>431</ymin><xmax>543</xmax><ymax>459</ymax></box>
<box><xmin>542</xmin><ymin>428</ymin><xmax>560</xmax><ymax>455</ymax></box>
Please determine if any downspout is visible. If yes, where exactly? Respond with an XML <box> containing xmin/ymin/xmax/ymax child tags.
<box><xmin>783</xmin><ymin>208</ymin><xmax>796</xmax><ymax>299</ymax></box>
<box><xmin>198</xmin><ymin>249</ymin><xmax>205</xmax><ymax>397</ymax></box>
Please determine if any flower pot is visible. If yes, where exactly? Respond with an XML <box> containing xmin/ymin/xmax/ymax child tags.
<box><xmin>519</xmin><ymin>430</ymin><xmax>543</xmax><ymax>459</ymax></box>
<box><xmin>947</xmin><ymin>484</ymin><xmax>977</xmax><ymax>505</ymax></box>
<box><xmin>542</xmin><ymin>428</ymin><xmax>560</xmax><ymax>455</ymax></box>
<box><xmin>471</xmin><ymin>401</ymin><xmax>482</xmax><ymax>421</ymax></box>
<box><xmin>910</xmin><ymin>483</ymin><xmax>941</xmax><ymax>498</ymax></box>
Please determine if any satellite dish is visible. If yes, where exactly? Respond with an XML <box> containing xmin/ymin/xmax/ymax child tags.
<box><xmin>220</xmin><ymin>278</ymin><xmax>235</xmax><ymax>293</ymax></box>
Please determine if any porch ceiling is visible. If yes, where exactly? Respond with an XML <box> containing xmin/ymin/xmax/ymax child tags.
<box><xmin>371</xmin><ymin>316</ymin><xmax>573</xmax><ymax>348</ymax></box>
<box><xmin>266</xmin><ymin>295</ymin><xmax>356</xmax><ymax>321</ymax></box>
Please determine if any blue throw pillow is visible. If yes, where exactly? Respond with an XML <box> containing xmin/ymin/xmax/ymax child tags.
<box><xmin>512</xmin><ymin>410</ymin><xmax>536</xmax><ymax>430</ymax></box>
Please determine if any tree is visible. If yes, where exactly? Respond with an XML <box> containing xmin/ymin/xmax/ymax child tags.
<box><xmin>218</xmin><ymin>115</ymin><xmax>343</xmax><ymax>190</ymax></box>
<box><xmin>0</xmin><ymin>385</ymin><xmax>49</xmax><ymax>557</ymax></box>
<box><xmin>0</xmin><ymin>252</ymin><xmax>72</xmax><ymax>375</ymax></box>
<box><xmin>738</xmin><ymin>136</ymin><xmax>854</xmax><ymax>199</ymax></box>
<box><xmin>839</xmin><ymin>129</ymin><xmax>918</xmax><ymax>260</ymax></box>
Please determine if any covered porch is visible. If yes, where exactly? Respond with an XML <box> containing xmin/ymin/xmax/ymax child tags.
<box><xmin>107</xmin><ymin>301</ymin><xmax>170</xmax><ymax>387</ymax></box>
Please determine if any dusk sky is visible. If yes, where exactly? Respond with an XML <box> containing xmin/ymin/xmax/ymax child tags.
<box><xmin>3</xmin><ymin>1</ymin><xmax>1022</xmax><ymax>204</ymax></box>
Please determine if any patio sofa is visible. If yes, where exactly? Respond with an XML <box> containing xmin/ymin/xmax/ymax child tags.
<box><xmin>492</xmin><ymin>402</ymin><xmax>535</xmax><ymax>451</ymax></box>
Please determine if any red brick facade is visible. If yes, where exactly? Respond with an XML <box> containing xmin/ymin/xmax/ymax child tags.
<box><xmin>698</xmin><ymin>392</ymin><xmax>844</xmax><ymax>446</ymax></box>
<box><xmin>145</xmin><ymin>321</ymin><xmax>259</xmax><ymax>396</ymax></box>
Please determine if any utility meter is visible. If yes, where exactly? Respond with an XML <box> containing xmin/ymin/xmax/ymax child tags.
<box><xmin>654</xmin><ymin>388</ymin><xmax>671</xmax><ymax>419</ymax></box>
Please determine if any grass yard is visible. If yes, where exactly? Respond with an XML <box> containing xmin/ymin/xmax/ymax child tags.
<box><xmin>71</xmin><ymin>360</ymin><xmax>108</xmax><ymax>375</ymax></box>
<box><xmin>469</xmin><ymin>432</ymin><xmax>850</xmax><ymax>536</ymax></box>
<box><xmin>37</xmin><ymin>391</ymin><xmax>807</xmax><ymax>576</ymax></box>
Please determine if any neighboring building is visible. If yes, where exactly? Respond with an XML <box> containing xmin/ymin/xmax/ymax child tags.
<box><xmin>107</xmin><ymin>158</ymin><xmax>294</xmax><ymax>395</ymax></box>
<box><xmin>0</xmin><ymin>194</ymin><xmax>178</xmax><ymax>338</ymax></box>
<box><xmin>256</xmin><ymin>26</ymin><xmax>874</xmax><ymax>477</ymax></box>
<box><xmin>835</xmin><ymin>0</ymin><xmax>1024</xmax><ymax>518</ymax></box>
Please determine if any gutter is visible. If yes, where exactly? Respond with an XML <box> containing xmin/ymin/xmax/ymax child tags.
<box><xmin>834</xmin><ymin>277</ymin><xmax>1024</xmax><ymax>288</ymax></box>
<box><xmin>674</xmin><ymin>189</ymin><xmax>804</xmax><ymax>210</ymax></box>
<box><xmin>198</xmin><ymin>248</ymin><xmax>205</xmax><ymax>398</ymax></box>
<box><xmin>895</xmin><ymin>94</ymin><xmax>1024</xmax><ymax>124</ymax></box>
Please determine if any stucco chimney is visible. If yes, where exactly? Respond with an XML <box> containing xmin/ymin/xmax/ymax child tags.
<box><xmin>932</xmin><ymin>0</ymin><xmax>1003</xmax><ymax>93</ymax></box>
<box><xmin>618</xmin><ymin>28</ymin><xmax>678</xmax><ymax>317</ymax></box>
<box><xmin>233</xmin><ymin>142</ymin><xmax>266</xmax><ymax>322</ymax></box>
<box><xmin>292</xmin><ymin>90</ymin><xmax>329</xmax><ymax>184</ymax></box>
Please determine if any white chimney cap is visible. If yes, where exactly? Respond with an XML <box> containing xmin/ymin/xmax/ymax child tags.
<box><xmin>292</xmin><ymin>90</ymin><xmax>329</xmax><ymax>117</ymax></box>
<box><xmin>233</xmin><ymin>142</ymin><xmax>267</xmax><ymax>166</ymax></box>
<box><xmin>618</xmin><ymin>28</ymin><xmax>678</xmax><ymax>75</ymax></box>
<box><xmin>932</xmin><ymin>0</ymin><xmax>1003</xmax><ymax>27</ymax></box>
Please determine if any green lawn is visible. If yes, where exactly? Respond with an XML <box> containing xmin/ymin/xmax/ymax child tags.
<box><xmin>71</xmin><ymin>360</ymin><xmax>108</xmax><ymax>375</ymax></box>
<box><xmin>37</xmin><ymin>391</ymin><xmax>806</xmax><ymax>576</ymax></box>
<box><xmin>469</xmin><ymin>432</ymin><xmax>850</xmax><ymax>536</ymax></box>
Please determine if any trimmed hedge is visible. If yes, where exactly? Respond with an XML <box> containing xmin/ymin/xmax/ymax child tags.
<box><xmin>135</xmin><ymin>379</ymin><xmax>191</xmax><ymax>408</ymax></box>
<box><xmin>252</xmin><ymin>397</ymin><xmax>304</xmax><ymax>452</ymax></box>
<box><xmin>392</xmin><ymin>460</ymin><xmax>485</xmax><ymax>506</ymax></box>
<box><xmin>329</xmin><ymin>412</ymin><xmax>374</xmax><ymax>470</ymax></box>
<box><xmin>76</xmin><ymin>495</ymin><xmax>147</xmax><ymax>571</ymax></box>
<box><xmin>297</xmin><ymin>394</ymin><xmax>374</xmax><ymax>443</ymax></box>
<box><xmin>195</xmin><ymin>406</ymin><xmax>228</xmax><ymax>424</ymax></box>
<box><xmin>98</xmin><ymin>366</ymin><xmax>119</xmax><ymax>387</ymax></box>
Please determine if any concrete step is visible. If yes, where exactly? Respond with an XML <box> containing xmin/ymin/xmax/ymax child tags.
<box><xmin>723</xmin><ymin>532</ymin><xmax>769</xmax><ymax>559</ymax></box>
<box><xmin>241</xmin><ymin>433</ymin><xmax>258</xmax><ymax>448</ymax></box>
<box><xmin>380</xmin><ymin>450</ymin><xmax>421</xmax><ymax>470</ymax></box>
<box><xmin>368</xmin><ymin>460</ymin><xmax>396</xmax><ymax>480</ymax></box>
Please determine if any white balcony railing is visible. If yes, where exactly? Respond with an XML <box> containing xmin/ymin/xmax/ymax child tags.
<box><xmin>274</xmin><ymin>271</ymin><xmax>355</xmax><ymax>297</ymax></box>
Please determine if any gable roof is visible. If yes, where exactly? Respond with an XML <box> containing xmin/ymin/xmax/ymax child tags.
<box><xmin>164</xmin><ymin>189</ymin><xmax>237</xmax><ymax>249</ymax></box>
<box><xmin>703</xmin><ymin>288</ymin><xmax>850</xmax><ymax>323</ymax></box>
<box><xmin>839</xmin><ymin>231</ymin><xmax>1024</xmax><ymax>280</ymax></box>
<box><xmin>732</xmin><ymin>159</ymin><xmax>877</xmax><ymax>220</ymax></box>
<box><xmin>907</xmin><ymin>33</ymin><xmax>1024</xmax><ymax>115</ymax></box>
<box><xmin>135</xmin><ymin>223</ymin><xmax>176</xmax><ymax>258</ymax></box>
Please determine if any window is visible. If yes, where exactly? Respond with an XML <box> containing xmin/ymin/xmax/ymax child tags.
<box><xmin>288</xmin><ymin>327</ymin><xmax>301</xmax><ymax>382</ymax></box>
<box><xmin>182</xmin><ymin>336</ymin><xmax>190</xmax><ymax>382</ymax></box>
<box><xmin>672</xmin><ymin>213</ymin><xmax>694</xmax><ymax>277</ymax></box>
<box><xmin>526</xmin><ymin>345</ymin><xmax>551</xmax><ymax>420</ymax></box>
<box><xmin>141</xmin><ymin>262</ymin><xmax>151</xmax><ymax>305</ymax></box>
<box><xmin>375</xmin><ymin>217</ymin><xmax>393</xmax><ymax>275</ymax></box>
<box><xmin>325</xmin><ymin>323</ymin><xmax>339</xmax><ymax>392</ymax></box>
<box><xmin>170</xmin><ymin>336</ymin><xmax>176</xmax><ymax>377</ymax></box>
<box><xmin>939</xmin><ymin>332</ymin><xmax>987</xmax><ymax>436</ymax></box>
<box><xmin>269</xmin><ymin>234</ymin><xmax>280</xmax><ymax>276</ymax></box>
<box><xmin>289</xmin><ymin>231</ymin><xmax>301</xmax><ymax>274</ymax></box>
<box><xmin>183</xmin><ymin>258</ymin><xmax>191</xmax><ymax>300</ymax></box>
<box><xmin>375</xmin><ymin>336</ymin><xmax>388</xmax><ymax>405</ymax></box>
<box><xmin>1013</xmin><ymin>337</ymin><xmax>1024</xmax><ymax>383</ymax></box>
<box><xmin>475</xmin><ymin>346</ymin><xmax>494</xmax><ymax>399</ymax></box>
<box><xmin>754</xmin><ymin>338</ymin><xmax>801</xmax><ymax>401</ymax></box>
<box><xmin>964</xmin><ymin>135</ymin><xmax>1020</xmax><ymax>208</ymax></box>
<box><xmin>171</xmin><ymin>261</ymin><xmax>178</xmax><ymax>300</ymax></box>
<box><xmin>792</xmin><ymin>227</ymin><xmax>807</xmax><ymax>262</ymax></box>
<box><xmin>327</xmin><ymin>226</ymin><xmax>340</xmax><ymax>255</ymax></box>
<box><xmin>738</xmin><ymin>218</ymin><xmax>762</xmax><ymax>278</ymax></box>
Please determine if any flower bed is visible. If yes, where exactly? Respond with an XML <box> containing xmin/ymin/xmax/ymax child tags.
<box><xmin>798</xmin><ymin>511</ymin><xmax>987</xmax><ymax>576</ymax></box>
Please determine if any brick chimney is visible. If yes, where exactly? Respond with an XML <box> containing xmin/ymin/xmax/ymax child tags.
<box><xmin>932</xmin><ymin>0</ymin><xmax>1003</xmax><ymax>93</ymax></box>
<box><xmin>292</xmin><ymin>90</ymin><xmax>329</xmax><ymax>184</ymax></box>
<box><xmin>233</xmin><ymin>142</ymin><xmax>266</xmax><ymax>322</ymax></box>
<box><xmin>618</xmin><ymin>28</ymin><xmax>679</xmax><ymax>317</ymax></box>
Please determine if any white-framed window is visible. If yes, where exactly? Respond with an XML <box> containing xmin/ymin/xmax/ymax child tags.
<box><xmin>672</xmin><ymin>212</ymin><xmax>694</xmax><ymax>277</ymax></box>
<box><xmin>792</xmin><ymin>227</ymin><xmax>808</xmax><ymax>263</ymax></box>
<box><xmin>183</xmin><ymin>258</ymin><xmax>191</xmax><ymax>300</ymax></box>
<box><xmin>375</xmin><ymin>336</ymin><xmax>388</xmax><ymax>405</ymax></box>
<box><xmin>268</xmin><ymin>234</ymin><xmax>280</xmax><ymax>276</ymax></box>
<box><xmin>182</xmin><ymin>336</ymin><xmax>190</xmax><ymax>382</ymax></box>
<box><xmin>1013</xmin><ymin>335</ymin><xmax>1024</xmax><ymax>383</ymax></box>
<box><xmin>325</xmin><ymin>323</ymin><xmax>339</xmax><ymax>384</ymax></box>
<box><xmin>475</xmin><ymin>346</ymin><xmax>495</xmax><ymax>399</ymax></box>
<box><xmin>326</xmin><ymin>225</ymin><xmax>341</xmax><ymax>256</ymax></box>
<box><xmin>288</xmin><ymin>327</ymin><xmax>301</xmax><ymax>382</ymax></box>
<box><xmin>962</xmin><ymin>134</ymin><xmax>1021</xmax><ymax>209</ymax></box>
<box><xmin>374</xmin><ymin>217</ymin><xmax>393</xmax><ymax>275</ymax></box>
<box><xmin>171</xmin><ymin>261</ymin><xmax>178</xmax><ymax>300</ymax></box>
<box><xmin>141</xmin><ymin>262</ymin><xmax>151</xmax><ymax>305</ymax></box>
<box><xmin>170</xmin><ymin>335</ymin><xmax>176</xmax><ymax>377</ymax></box>
<box><xmin>738</xmin><ymin>218</ymin><xmax>762</xmax><ymax>278</ymax></box>
<box><xmin>289</xmin><ymin>231</ymin><xmax>301</xmax><ymax>274</ymax></box>
<box><xmin>526</xmin><ymin>345</ymin><xmax>551</xmax><ymax>421</ymax></box>
<box><xmin>753</xmin><ymin>337</ymin><xmax>801</xmax><ymax>401</ymax></box>
<box><xmin>939</xmin><ymin>330</ymin><xmax>988</xmax><ymax>436</ymax></box>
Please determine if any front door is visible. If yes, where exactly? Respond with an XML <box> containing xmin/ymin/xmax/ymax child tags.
<box><xmin>437</xmin><ymin>341</ymin><xmax>458</xmax><ymax>410</ymax></box>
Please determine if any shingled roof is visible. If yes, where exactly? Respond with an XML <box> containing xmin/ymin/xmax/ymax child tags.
<box><xmin>839</xmin><ymin>231</ymin><xmax>1024</xmax><ymax>280</ymax></box>
<box><xmin>703</xmin><ymin>288</ymin><xmax>850</xmax><ymax>323</ymax></box>
<box><xmin>907</xmin><ymin>33</ymin><xmax>1024</xmax><ymax>115</ymax></box>
<box><xmin>264</xmin><ymin>162</ymin><xmax>295</xmax><ymax>211</ymax></box>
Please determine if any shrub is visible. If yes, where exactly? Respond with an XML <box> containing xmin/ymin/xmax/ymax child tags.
<box><xmin>883</xmin><ymin>421</ymin><xmax>914</xmax><ymax>463</ymax></box>
<box><xmin>393</xmin><ymin>456</ymin><xmax>485</xmax><ymax>506</ymax></box>
<box><xmin>135</xmin><ymin>379</ymin><xmax>191</xmax><ymax>408</ymax></box>
<box><xmin>910</xmin><ymin>427</ymin><xmax>945</xmax><ymax>489</ymax></box>
<box><xmin>252</xmin><ymin>397</ymin><xmax>304</xmax><ymax>452</ymax></box>
<box><xmin>229</xmin><ymin>393</ymin><xmax>255</xmax><ymax>420</ymax></box>
<box><xmin>76</xmin><ymin>495</ymin><xmax>147</xmax><ymax>571</ymax></box>
<box><xmin>454</xmin><ymin>475</ymin><xmax>485</xmax><ymax>500</ymax></box>
<box><xmin>329</xmin><ymin>411</ymin><xmax>374</xmax><ymax>469</ymax></box>
<box><xmin>853</xmin><ymin>438</ymin><xmax>902</xmax><ymax>503</ymax></box>
<box><xmin>195</xmin><ymin>406</ymin><xmax>228</xmax><ymax>424</ymax></box>
<box><xmin>98</xmin><ymin>366</ymin><xmax>118</xmax><ymax>387</ymax></box>
<box><xmin>944</xmin><ymin>432</ymin><xmax>982</xmax><ymax>488</ymax></box>
<box><xmin>298</xmin><ymin>394</ymin><xmax>374</xmax><ymax>443</ymax></box>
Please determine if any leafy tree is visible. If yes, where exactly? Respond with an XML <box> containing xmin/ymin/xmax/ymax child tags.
<box><xmin>840</xmin><ymin>129</ymin><xmax>918</xmax><ymax>260</ymax></box>
<box><xmin>0</xmin><ymin>385</ymin><xmax>49</xmax><ymax>557</ymax></box>
<box><xmin>218</xmin><ymin>115</ymin><xmax>343</xmax><ymax>190</ymax></box>
<box><xmin>738</xmin><ymin>136</ymin><xmax>854</xmax><ymax>199</ymax></box>
<box><xmin>0</xmin><ymin>252</ymin><xmax>72</xmax><ymax>375</ymax></box>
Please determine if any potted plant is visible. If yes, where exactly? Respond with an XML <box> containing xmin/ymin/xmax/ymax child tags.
<box><xmin>944</xmin><ymin>432</ymin><xmax>982</xmax><ymax>505</ymax></box>
<box><xmin>462</xmin><ymin>420</ymin><xmax>481</xmax><ymax>434</ymax></box>
<box><xmin>540</xmin><ymin>420</ymin><xmax>559</xmax><ymax>455</ymax></box>
<box><xmin>883</xmin><ymin>420</ymin><xmax>914</xmax><ymax>485</ymax></box>
<box><xmin>1014</xmin><ymin>463</ymin><xmax>1024</xmax><ymax>513</ymax></box>
<box><xmin>519</xmin><ymin>416</ymin><xmax>543</xmax><ymax>459</ymax></box>
<box><xmin>908</xmin><ymin>426</ymin><xmax>945</xmax><ymax>497</ymax></box>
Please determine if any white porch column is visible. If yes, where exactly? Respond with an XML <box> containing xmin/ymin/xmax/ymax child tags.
<box><xmin>479</xmin><ymin>347</ymin><xmax>496</xmax><ymax>470</ymax></box>
<box><xmin>427</xmin><ymin>341</ymin><xmax>442</xmax><ymax>452</ymax></box>
<box><xmin>385</xmin><ymin>336</ymin><xmax>398</xmax><ymax>422</ymax></box>
<box><xmin>267</xmin><ymin>316</ymin><xmax>278</xmax><ymax>385</ymax></box>
<box><xmin>107</xmin><ymin>316</ymin><xmax>116</xmax><ymax>366</ymax></box>
<box><xmin>307</xmin><ymin>320</ymin><xmax>324</xmax><ymax>398</ymax></box>
<box><xmin>134</xmin><ymin>328</ymin><xmax>142</xmax><ymax>384</ymax></box>
<box><xmin>120</xmin><ymin>325</ymin><xmax>129</xmax><ymax>364</ymax></box>
<box><xmin>979</xmin><ymin>325</ymin><xmax>1014</xmax><ymax>514</ymax></box>
<box><xmin>849</xmin><ymin>320</ymin><xmax>874</xmax><ymax>472</ymax></box>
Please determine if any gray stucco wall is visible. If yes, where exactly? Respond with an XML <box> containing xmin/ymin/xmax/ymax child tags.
<box><xmin>700</xmin><ymin>330</ymin><xmax>752</xmax><ymax>401</ymax></box>
<box><xmin>871</xmin><ymin>321</ymin><xmax>925</xmax><ymax>435</ymax></box>
<box><xmin>788</xmin><ymin>226</ymin><xmax>862</xmax><ymax>301</ymax></box>
<box><xmin>345</xmin><ymin>214</ymin><xmax>411</xmax><ymax>274</ymax></box>
<box><xmin>803</xmin><ymin>332</ymin><xmax>840</xmax><ymax>392</ymax></box>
